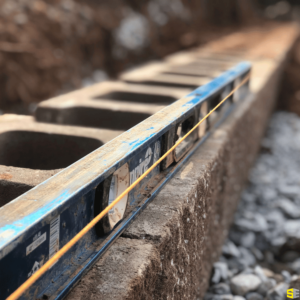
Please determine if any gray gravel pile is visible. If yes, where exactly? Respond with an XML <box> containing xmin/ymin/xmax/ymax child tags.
<box><xmin>204</xmin><ymin>112</ymin><xmax>300</xmax><ymax>300</ymax></box>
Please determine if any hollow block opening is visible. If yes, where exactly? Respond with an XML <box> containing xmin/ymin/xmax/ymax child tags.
<box><xmin>0</xmin><ymin>130</ymin><xmax>103</xmax><ymax>170</ymax></box>
<box><xmin>93</xmin><ymin>91</ymin><xmax>177</xmax><ymax>104</ymax></box>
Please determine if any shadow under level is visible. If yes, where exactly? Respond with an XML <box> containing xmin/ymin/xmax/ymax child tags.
<box><xmin>93</xmin><ymin>91</ymin><xmax>177</xmax><ymax>104</ymax></box>
<box><xmin>124</xmin><ymin>80</ymin><xmax>199</xmax><ymax>89</ymax></box>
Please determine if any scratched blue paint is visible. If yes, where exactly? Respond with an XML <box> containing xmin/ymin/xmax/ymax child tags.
<box><xmin>124</xmin><ymin>138</ymin><xmax>139</xmax><ymax>145</ymax></box>
<box><xmin>124</xmin><ymin>132</ymin><xmax>156</xmax><ymax>151</ymax></box>
<box><xmin>0</xmin><ymin>191</ymin><xmax>96</xmax><ymax>299</ymax></box>
<box><xmin>0</xmin><ymin>190</ymin><xmax>72</xmax><ymax>250</ymax></box>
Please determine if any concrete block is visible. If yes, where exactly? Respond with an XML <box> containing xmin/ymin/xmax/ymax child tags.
<box><xmin>35</xmin><ymin>81</ymin><xmax>191</xmax><ymax>130</ymax></box>
<box><xmin>120</xmin><ymin>58</ymin><xmax>237</xmax><ymax>88</ymax></box>
<box><xmin>0</xmin><ymin>114</ymin><xmax>123</xmax><ymax>206</ymax></box>
<box><xmin>165</xmin><ymin>49</ymin><xmax>246</xmax><ymax>65</ymax></box>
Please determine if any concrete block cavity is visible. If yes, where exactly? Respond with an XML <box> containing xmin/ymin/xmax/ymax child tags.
<box><xmin>0</xmin><ymin>114</ymin><xmax>123</xmax><ymax>206</ymax></box>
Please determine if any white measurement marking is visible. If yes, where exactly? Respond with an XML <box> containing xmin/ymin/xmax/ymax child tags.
<box><xmin>108</xmin><ymin>175</ymin><xmax>117</xmax><ymax>214</ymax></box>
<box><xmin>130</xmin><ymin>147</ymin><xmax>153</xmax><ymax>184</ymax></box>
<box><xmin>26</xmin><ymin>232</ymin><xmax>46</xmax><ymax>256</ymax></box>
<box><xmin>28</xmin><ymin>261</ymin><xmax>40</xmax><ymax>278</ymax></box>
<box><xmin>153</xmin><ymin>141</ymin><xmax>160</xmax><ymax>163</ymax></box>
<box><xmin>49</xmin><ymin>215</ymin><xmax>60</xmax><ymax>259</ymax></box>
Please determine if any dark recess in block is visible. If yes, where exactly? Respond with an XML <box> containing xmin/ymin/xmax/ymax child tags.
<box><xmin>0</xmin><ymin>131</ymin><xmax>103</xmax><ymax>170</ymax></box>
<box><xmin>130</xmin><ymin>81</ymin><xmax>199</xmax><ymax>89</ymax></box>
<box><xmin>161</xmin><ymin>72</ymin><xmax>214</xmax><ymax>78</ymax></box>
<box><xmin>36</xmin><ymin>107</ymin><xmax>151</xmax><ymax>131</ymax></box>
<box><xmin>93</xmin><ymin>91</ymin><xmax>177</xmax><ymax>104</ymax></box>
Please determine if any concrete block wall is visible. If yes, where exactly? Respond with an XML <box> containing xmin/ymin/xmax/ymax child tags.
<box><xmin>64</xmin><ymin>24</ymin><xmax>300</xmax><ymax>300</ymax></box>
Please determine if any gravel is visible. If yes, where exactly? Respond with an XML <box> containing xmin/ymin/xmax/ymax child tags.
<box><xmin>266</xmin><ymin>282</ymin><xmax>289</xmax><ymax>300</ymax></box>
<box><xmin>212</xmin><ymin>262</ymin><xmax>229</xmax><ymax>284</ymax></box>
<box><xmin>204</xmin><ymin>112</ymin><xmax>300</xmax><ymax>299</ymax></box>
<box><xmin>245</xmin><ymin>292</ymin><xmax>263</xmax><ymax>300</ymax></box>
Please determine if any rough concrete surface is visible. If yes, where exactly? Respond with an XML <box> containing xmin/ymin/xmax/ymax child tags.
<box><xmin>67</xmin><ymin>238</ymin><xmax>160</xmax><ymax>300</ymax></box>
<box><xmin>0</xmin><ymin>115</ymin><xmax>123</xmax><ymax>206</ymax></box>
<box><xmin>278</xmin><ymin>36</ymin><xmax>300</xmax><ymax>116</ymax></box>
<box><xmin>65</xmin><ymin>24</ymin><xmax>300</xmax><ymax>300</ymax></box>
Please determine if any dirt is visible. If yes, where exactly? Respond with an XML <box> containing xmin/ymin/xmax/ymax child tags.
<box><xmin>0</xmin><ymin>173</ymin><xmax>12</xmax><ymax>180</ymax></box>
<box><xmin>0</xmin><ymin>0</ymin><xmax>262</xmax><ymax>114</ymax></box>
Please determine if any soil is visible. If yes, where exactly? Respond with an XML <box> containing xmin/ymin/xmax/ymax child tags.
<box><xmin>0</xmin><ymin>0</ymin><xmax>262</xmax><ymax>114</ymax></box>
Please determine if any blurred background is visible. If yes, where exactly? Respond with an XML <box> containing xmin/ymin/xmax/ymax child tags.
<box><xmin>0</xmin><ymin>0</ymin><xmax>298</xmax><ymax>115</ymax></box>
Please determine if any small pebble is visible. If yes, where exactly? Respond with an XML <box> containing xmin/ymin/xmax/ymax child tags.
<box><xmin>290</xmin><ymin>258</ymin><xmax>300</xmax><ymax>273</ymax></box>
<box><xmin>245</xmin><ymin>292</ymin><xmax>263</xmax><ymax>300</ymax></box>
<box><xmin>240</xmin><ymin>232</ymin><xmax>255</xmax><ymax>248</ymax></box>
<box><xmin>251</xmin><ymin>248</ymin><xmax>263</xmax><ymax>261</ymax></box>
<box><xmin>230</xmin><ymin>274</ymin><xmax>261</xmax><ymax>296</ymax></box>
<box><xmin>233</xmin><ymin>297</ymin><xmax>246</xmax><ymax>300</ymax></box>
<box><xmin>262</xmin><ymin>268</ymin><xmax>274</xmax><ymax>278</ymax></box>
<box><xmin>211</xmin><ymin>283</ymin><xmax>231</xmax><ymax>295</ymax></box>
<box><xmin>223</xmin><ymin>241</ymin><xmax>241</xmax><ymax>258</ymax></box>
<box><xmin>281</xmin><ymin>270</ymin><xmax>291</xmax><ymax>283</ymax></box>
<box><xmin>254</xmin><ymin>265</ymin><xmax>267</xmax><ymax>282</ymax></box>
<box><xmin>266</xmin><ymin>282</ymin><xmax>289</xmax><ymax>300</ymax></box>
<box><xmin>256</xmin><ymin>279</ymin><xmax>276</xmax><ymax>296</ymax></box>
<box><xmin>284</xmin><ymin>220</ymin><xmax>300</xmax><ymax>239</ymax></box>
